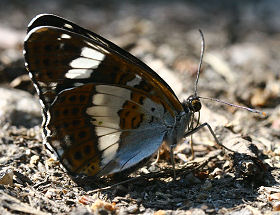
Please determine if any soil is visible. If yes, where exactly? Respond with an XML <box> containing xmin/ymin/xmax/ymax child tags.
<box><xmin>0</xmin><ymin>1</ymin><xmax>279</xmax><ymax>214</ymax></box>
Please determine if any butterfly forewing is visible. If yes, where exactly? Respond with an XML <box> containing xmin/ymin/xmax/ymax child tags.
<box><xmin>25</xmin><ymin>26</ymin><xmax>183</xmax><ymax>114</ymax></box>
<box><xmin>27</xmin><ymin>14</ymin><xmax>177</xmax><ymax>97</ymax></box>
<box><xmin>24</xmin><ymin>14</ymin><xmax>189</xmax><ymax>177</ymax></box>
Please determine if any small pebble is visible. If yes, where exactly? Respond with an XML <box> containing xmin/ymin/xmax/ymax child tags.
<box><xmin>0</xmin><ymin>168</ymin><xmax>13</xmax><ymax>186</ymax></box>
<box><xmin>30</xmin><ymin>155</ymin><xmax>40</xmax><ymax>166</ymax></box>
<box><xmin>273</xmin><ymin>201</ymin><xmax>280</xmax><ymax>211</ymax></box>
<box><xmin>126</xmin><ymin>204</ymin><xmax>139</xmax><ymax>213</ymax></box>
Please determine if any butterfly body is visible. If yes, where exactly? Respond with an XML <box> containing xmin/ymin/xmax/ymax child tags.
<box><xmin>24</xmin><ymin>14</ymin><xmax>199</xmax><ymax>177</ymax></box>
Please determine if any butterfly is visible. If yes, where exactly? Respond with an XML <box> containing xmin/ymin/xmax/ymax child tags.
<box><xmin>24</xmin><ymin>14</ymin><xmax>208</xmax><ymax>178</ymax></box>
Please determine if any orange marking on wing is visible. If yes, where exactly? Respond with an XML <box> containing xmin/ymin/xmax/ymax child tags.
<box><xmin>78</xmin><ymin>159</ymin><xmax>101</xmax><ymax>176</ymax></box>
<box><xmin>112</xmin><ymin>60</ymin><xmax>136</xmax><ymax>85</ymax></box>
<box><xmin>62</xmin><ymin>140</ymin><xmax>100</xmax><ymax>175</ymax></box>
<box><xmin>118</xmin><ymin>108</ymin><xmax>144</xmax><ymax>130</ymax></box>
<box><xmin>47</xmin><ymin>84</ymin><xmax>103</xmax><ymax>174</ymax></box>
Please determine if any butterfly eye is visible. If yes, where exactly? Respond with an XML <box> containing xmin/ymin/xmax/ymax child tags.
<box><xmin>191</xmin><ymin>99</ymin><xmax>201</xmax><ymax>112</ymax></box>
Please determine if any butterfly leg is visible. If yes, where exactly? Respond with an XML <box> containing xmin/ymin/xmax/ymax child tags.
<box><xmin>184</xmin><ymin>122</ymin><xmax>234</xmax><ymax>152</ymax></box>
<box><xmin>190</xmin><ymin>135</ymin><xmax>195</xmax><ymax>160</ymax></box>
<box><xmin>170</xmin><ymin>144</ymin><xmax>176</xmax><ymax>179</ymax></box>
<box><xmin>151</xmin><ymin>150</ymin><xmax>160</xmax><ymax>166</ymax></box>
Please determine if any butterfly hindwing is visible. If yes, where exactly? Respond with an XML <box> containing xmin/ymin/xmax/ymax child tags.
<box><xmin>46</xmin><ymin>83</ymin><xmax>169</xmax><ymax>176</ymax></box>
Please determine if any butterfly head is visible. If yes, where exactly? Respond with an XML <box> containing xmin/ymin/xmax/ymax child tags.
<box><xmin>183</xmin><ymin>95</ymin><xmax>201</xmax><ymax>113</ymax></box>
<box><xmin>182</xmin><ymin>95</ymin><xmax>201</xmax><ymax>132</ymax></box>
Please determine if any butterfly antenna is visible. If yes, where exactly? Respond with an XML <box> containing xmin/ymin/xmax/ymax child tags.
<box><xmin>198</xmin><ymin>96</ymin><xmax>266</xmax><ymax>116</ymax></box>
<box><xmin>194</xmin><ymin>30</ymin><xmax>265</xmax><ymax>117</ymax></box>
<box><xmin>194</xmin><ymin>29</ymin><xmax>205</xmax><ymax>97</ymax></box>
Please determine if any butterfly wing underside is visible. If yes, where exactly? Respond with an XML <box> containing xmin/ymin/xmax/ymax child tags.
<box><xmin>24</xmin><ymin>14</ymin><xmax>186</xmax><ymax>176</ymax></box>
